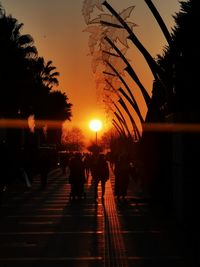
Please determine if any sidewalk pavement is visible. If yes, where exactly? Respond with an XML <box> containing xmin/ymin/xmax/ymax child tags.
<box><xmin>0</xmin><ymin>167</ymin><xmax>193</xmax><ymax>266</ymax></box>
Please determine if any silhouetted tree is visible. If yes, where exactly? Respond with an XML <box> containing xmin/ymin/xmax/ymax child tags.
<box><xmin>0</xmin><ymin>8</ymin><xmax>37</xmax><ymax>118</ymax></box>
<box><xmin>0</xmin><ymin>5</ymin><xmax>72</xmax><ymax>146</ymax></box>
<box><xmin>33</xmin><ymin>57</ymin><xmax>59</xmax><ymax>88</ymax></box>
<box><xmin>158</xmin><ymin>0</ymin><xmax>199</xmax><ymax>117</ymax></box>
<box><xmin>62</xmin><ymin>127</ymin><xmax>85</xmax><ymax>152</ymax></box>
<box><xmin>143</xmin><ymin>0</ymin><xmax>200</xmax><ymax>219</ymax></box>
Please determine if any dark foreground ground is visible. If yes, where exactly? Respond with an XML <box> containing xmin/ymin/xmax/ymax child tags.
<box><xmin>0</xmin><ymin>167</ymin><xmax>195</xmax><ymax>267</ymax></box>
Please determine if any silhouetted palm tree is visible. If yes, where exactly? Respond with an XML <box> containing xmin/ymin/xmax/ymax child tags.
<box><xmin>0</xmin><ymin>6</ymin><xmax>72</xmax><ymax>147</ymax></box>
<box><xmin>143</xmin><ymin>0</ymin><xmax>200</xmax><ymax>214</ymax></box>
<box><xmin>31</xmin><ymin>57</ymin><xmax>59</xmax><ymax>89</ymax></box>
<box><xmin>40</xmin><ymin>90</ymin><xmax>72</xmax><ymax>145</ymax></box>
<box><xmin>171</xmin><ymin>0</ymin><xmax>199</xmax><ymax>117</ymax></box>
<box><xmin>150</xmin><ymin>0</ymin><xmax>199</xmax><ymax>121</ymax></box>
<box><xmin>0</xmin><ymin>9</ymin><xmax>37</xmax><ymax>118</ymax></box>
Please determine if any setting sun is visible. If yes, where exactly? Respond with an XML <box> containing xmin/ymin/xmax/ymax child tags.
<box><xmin>89</xmin><ymin>119</ymin><xmax>102</xmax><ymax>132</ymax></box>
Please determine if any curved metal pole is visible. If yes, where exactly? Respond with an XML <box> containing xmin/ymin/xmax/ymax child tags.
<box><xmin>105</xmin><ymin>61</ymin><xmax>144</xmax><ymax>123</ymax></box>
<box><xmin>104</xmin><ymin>36</ymin><xmax>151</xmax><ymax>107</ymax></box>
<box><xmin>118</xmin><ymin>97</ymin><xmax>141</xmax><ymax>140</ymax></box>
<box><xmin>104</xmin><ymin>79</ymin><xmax>141</xmax><ymax>138</ymax></box>
<box><xmin>113</xmin><ymin>103</ymin><xmax>132</xmax><ymax>138</ymax></box>
<box><xmin>112</xmin><ymin>119</ymin><xmax>125</xmax><ymax>137</ymax></box>
<box><xmin>114</xmin><ymin>111</ymin><xmax>129</xmax><ymax>137</ymax></box>
<box><xmin>102</xmin><ymin>1</ymin><xmax>162</xmax><ymax>81</ymax></box>
<box><xmin>144</xmin><ymin>0</ymin><xmax>172</xmax><ymax>46</ymax></box>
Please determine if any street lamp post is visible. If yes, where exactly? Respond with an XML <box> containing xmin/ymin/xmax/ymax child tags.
<box><xmin>89</xmin><ymin>119</ymin><xmax>102</xmax><ymax>146</ymax></box>
<box><xmin>95</xmin><ymin>131</ymin><xmax>97</xmax><ymax>145</ymax></box>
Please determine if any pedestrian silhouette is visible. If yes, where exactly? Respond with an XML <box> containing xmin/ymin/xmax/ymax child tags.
<box><xmin>59</xmin><ymin>151</ymin><xmax>70</xmax><ymax>177</ymax></box>
<box><xmin>114</xmin><ymin>153</ymin><xmax>131</xmax><ymax>201</ymax></box>
<box><xmin>69</xmin><ymin>153</ymin><xmax>86</xmax><ymax>200</ymax></box>
<box><xmin>91</xmin><ymin>153</ymin><xmax>109</xmax><ymax>202</ymax></box>
<box><xmin>83</xmin><ymin>153</ymin><xmax>91</xmax><ymax>181</ymax></box>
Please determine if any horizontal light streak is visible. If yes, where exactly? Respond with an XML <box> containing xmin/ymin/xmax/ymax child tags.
<box><xmin>1</xmin><ymin>118</ymin><xmax>200</xmax><ymax>133</ymax></box>
<box><xmin>0</xmin><ymin>119</ymin><xmax>63</xmax><ymax>129</ymax></box>
<box><xmin>18</xmin><ymin>221</ymin><xmax>54</xmax><ymax>225</ymax></box>
<box><xmin>7</xmin><ymin>214</ymin><xmax>103</xmax><ymax>217</ymax></box>
<box><xmin>0</xmin><ymin>257</ymin><xmax>103</xmax><ymax>261</ymax></box>
<box><xmin>127</xmin><ymin>256</ymin><xmax>183</xmax><ymax>260</ymax></box>
<box><xmin>0</xmin><ymin>231</ymin><xmax>103</xmax><ymax>235</ymax></box>
<box><xmin>142</xmin><ymin>122</ymin><xmax>200</xmax><ymax>133</ymax></box>
<box><xmin>0</xmin><ymin>256</ymin><xmax>183</xmax><ymax>261</ymax></box>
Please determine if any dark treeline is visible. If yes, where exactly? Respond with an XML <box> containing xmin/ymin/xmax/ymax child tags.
<box><xmin>0</xmin><ymin>3</ymin><xmax>73</xmax><ymax>197</ymax></box>
<box><xmin>142</xmin><ymin>0</ymin><xmax>200</xmax><ymax>220</ymax></box>
<box><xmin>0</xmin><ymin>3</ymin><xmax>72</xmax><ymax>146</ymax></box>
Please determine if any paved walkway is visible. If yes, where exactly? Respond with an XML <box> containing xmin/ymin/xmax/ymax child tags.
<box><xmin>0</xmin><ymin>167</ymin><xmax>192</xmax><ymax>266</ymax></box>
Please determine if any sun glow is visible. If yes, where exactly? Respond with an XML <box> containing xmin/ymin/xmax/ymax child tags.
<box><xmin>89</xmin><ymin>119</ymin><xmax>102</xmax><ymax>132</ymax></box>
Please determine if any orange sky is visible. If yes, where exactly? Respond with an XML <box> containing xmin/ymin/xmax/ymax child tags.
<box><xmin>1</xmin><ymin>0</ymin><xmax>180</xmax><ymax>143</ymax></box>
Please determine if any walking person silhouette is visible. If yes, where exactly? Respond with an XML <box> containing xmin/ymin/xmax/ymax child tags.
<box><xmin>69</xmin><ymin>153</ymin><xmax>86</xmax><ymax>200</ymax></box>
<box><xmin>91</xmin><ymin>153</ymin><xmax>109</xmax><ymax>202</ymax></box>
<box><xmin>114</xmin><ymin>153</ymin><xmax>131</xmax><ymax>201</ymax></box>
